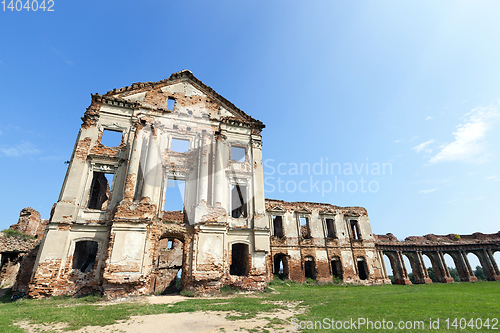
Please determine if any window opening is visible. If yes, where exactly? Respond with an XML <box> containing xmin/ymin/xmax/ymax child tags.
<box><xmin>73</xmin><ymin>241</ymin><xmax>98</xmax><ymax>273</ymax></box>
<box><xmin>88</xmin><ymin>172</ymin><xmax>113</xmax><ymax>210</ymax></box>
<box><xmin>167</xmin><ymin>97</ymin><xmax>176</xmax><ymax>111</ymax></box>
<box><xmin>273</xmin><ymin>215</ymin><xmax>284</xmax><ymax>238</ymax></box>
<box><xmin>300</xmin><ymin>216</ymin><xmax>311</xmax><ymax>239</ymax></box>
<box><xmin>350</xmin><ymin>220</ymin><xmax>361</xmax><ymax>240</ymax></box>
<box><xmin>170</xmin><ymin>138</ymin><xmax>189</xmax><ymax>153</ymax></box>
<box><xmin>167</xmin><ymin>239</ymin><xmax>174</xmax><ymax>249</ymax></box>
<box><xmin>100</xmin><ymin>129</ymin><xmax>123</xmax><ymax>147</ymax></box>
<box><xmin>274</xmin><ymin>254</ymin><xmax>288</xmax><ymax>279</ymax></box>
<box><xmin>304</xmin><ymin>256</ymin><xmax>315</xmax><ymax>280</ymax></box>
<box><xmin>230</xmin><ymin>243</ymin><xmax>249</xmax><ymax>276</ymax></box>
<box><xmin>231</xmin><ymin>146</ymin><xmax>246</xmax><ymax>162</ymax></box>
<box><xmin>231</xmin><ymin>184</ymin><xmax>247</xmax><ymax>218</ymax></box>
<box><xmin>326</xmin><ymin>218</ymin><xmax>335</xmax><ymax>238</ymax></box>
<box><xmin>331</xmin><ymin>257</ymin><xmax>343</xmax><ymax>279</ymax></box>
<box><xmin>163</xmin><ymin>179</ymin><xmax>186</xmax><ymax>212</ymax></box>
<box><xmin>357</xmin><ymin>258</ymin><xmax>368</xmax><ymax>280</ymax></box>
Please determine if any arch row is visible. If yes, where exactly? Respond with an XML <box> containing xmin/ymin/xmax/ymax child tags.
<box><xmin>378</xmin><ymin>246</ymin><xmax>500</xmax><ymax>285</ymax></box>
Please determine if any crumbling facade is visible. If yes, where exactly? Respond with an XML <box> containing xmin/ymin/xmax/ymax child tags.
<box><xmin>266</xmin><ymin>200</ymin><xmax>388</xmax><ymax>285</ymax></box>
<box><xmin>0</xmin><ymin>208</ymin><xmax>47</xmax><ymax>290</ymax></box>
<box><xmin>13</xmin><ymin>70</ymin><xmax>497</xmax><ymax>299</ymax></box>
<box><xmin>27</xmin><ymin>70</ymin><xmax>270</xmax><ymax>297</ymax></box>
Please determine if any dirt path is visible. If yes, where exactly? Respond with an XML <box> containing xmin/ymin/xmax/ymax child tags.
<box><xmin>15</xmin><ymin>295</ymin><xmax>300</xmax><ymax>333</ymax></box>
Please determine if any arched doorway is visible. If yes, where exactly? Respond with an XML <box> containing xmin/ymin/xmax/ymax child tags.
<box><xmin>273</xmin><ymin>253</ymin><xmax>289</xmax><ymax>280</ymax></box>
<box><xmin>152</xmin><ymin>236</ymin><xmax>184</xmax><ymax>294</ymax></box>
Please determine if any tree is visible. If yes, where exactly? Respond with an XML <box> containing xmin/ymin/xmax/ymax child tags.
<box><xmin>474</xmin><ymin>266</ymin><xmax>487</xmax><ymax>281</ymax></box>
<box><xmin>427</xmin><ymin>267</ymin><xmax>437</xmax><ymax>282</ymax></box>
<box><xmin>448</xmin><ymin>267</ymin><xmax>460</xmax><ymax>282</ymax></box>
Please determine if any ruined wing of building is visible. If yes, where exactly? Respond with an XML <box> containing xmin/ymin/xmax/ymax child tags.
<box><xmin>2</xmin><ymin>70</ymin><xmax>499</xmax><ymax>298</ymax></box>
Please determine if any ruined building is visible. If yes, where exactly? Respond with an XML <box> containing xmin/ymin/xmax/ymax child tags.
<box><xmin>4</xmin><ymin>70</ymin><xmax>497</xmax><ymax>298</ymax></box>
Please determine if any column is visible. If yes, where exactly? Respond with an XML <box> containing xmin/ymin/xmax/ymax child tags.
<box><xmin>123</xmin><ymin>123</ymin><xmax>144</xmax><ymax>201</ymax></box>
<box><xmin>197</xmin><ymin>132</ymin><xmax>210</xmax><ymax>204</ymax></box>
<box><xmin>142</xmin><ymin>131</ymin><xmax>159</xmax><ymax>201</ymax></box>
<box><xmin>213</xmin><ymin>133</ymin><xmax>226</xmax><ymax>206</ymax></box>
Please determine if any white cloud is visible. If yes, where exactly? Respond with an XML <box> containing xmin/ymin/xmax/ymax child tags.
<box><xmin>394</xmin><ymin>139</ymin><xmax>402</xmax><ymax>143</ymax></box>
<box><xmin>425</xmin><ymin>116</ymin><xmax>434</xmax><ymax>120</ymax></box>
<box><xmin>428</xmin><ymin>103</ymin><xmax>500</xmax><ymax>164</ymax></box>
<box><xmin>412</xmin><ymin>139</ymin><xmax>434</xmax><ymax>153</ymax></box>
<box><xmin>486</xmin><ymin>175</ymin><xmax>500</xmax><ymax>182</ymax></box>
<box><xmin>418</xmin><ymin>188</ymin><xmax>437</xmax><ymax>195</ymax></box>
<box><xmin>0</xmin><ymin>141</ymin><xmax>41</xmax><ymax>157</ymax></box>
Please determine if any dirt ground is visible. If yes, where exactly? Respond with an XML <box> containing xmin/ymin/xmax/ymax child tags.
<box><xmin>15</xmin><ymin>295</ymin><xmax>302</xmax><ymax>333</ymax></box>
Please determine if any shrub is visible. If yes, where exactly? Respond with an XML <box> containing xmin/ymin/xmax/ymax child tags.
<box><xmin>1</xmin><ymin>229</ymin><xmax>35</xmax><ymax>240</ymax></box>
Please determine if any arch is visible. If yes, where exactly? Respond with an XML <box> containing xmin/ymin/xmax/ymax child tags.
<box><xmin>443</xmin><ymin>253</ymin><xmax>459</xmax><ymax>282</ymax></box>
<box><xmin>467</xmin><ymin>250</ymin><xmax>500</xmax><ymax>281</ymax></box>
<box><xmin>330</xmin><ymin>256</ymin><xmax>343</xmax><ymax>280</ymax></box>
<box><xmin>304</xmin><ymin>256</ymin><xmax>316</xmax><ymax>280</ymax></box>
<box><xmin>466</xmin><ymin>252</ymin><xmax>485</xmax><ymax>280</ymax></box>
<box><xmin>230</xmin><ymin>243</ymin><xmax>250</xmax><ymax>276</ymax></box>
<box><xmin>494</xmin><ymin>251</ymin><xmax>500</xmax><ymax>270</ymax></box>
<box><xmin>357</xmin><ymin>257</ymin><xmax>369</xmax><ymax>280</ymax></box>
<box><xmin>382</xmin><ymin>254</ymin><xmax>394</xmax><ymax>283</ymax></box>
<box><xmin>273</xmin><ymin>253</ymin><xmax>289</xmax><ymax>280</ymax></box>
<box><xmin>402</xmin><ymin>254</ymin><xmax>413</xmax><ymax>283</ymax></box>
<box><xmin>422</xmin><ymin>252</ymin><xmax>453</xmax><ymax>283</ymax></box>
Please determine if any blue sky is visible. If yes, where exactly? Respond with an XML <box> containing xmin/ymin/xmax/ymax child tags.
<box><xmin>1</xmin><ymin>0</ymin><xmax>500</xmax><ymax>248</ymax></box>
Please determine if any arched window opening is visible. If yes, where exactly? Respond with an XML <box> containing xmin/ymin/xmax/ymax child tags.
<box><xmin>73</xmin><ymin>241</ymin><xmax>98</xmax><ymax>273</ymax></box>
<box><xmin>230</xmin><ymin>243</ymin><xmax>249</xmax><ymax>276</ymax></box>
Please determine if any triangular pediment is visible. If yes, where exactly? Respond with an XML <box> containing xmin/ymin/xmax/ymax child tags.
<box><xmin>267</xmin><ymin>204</ymin><xmax>286</xmax><ymax>213</ymax></box>
<box><xmin>100</xmin><ymin>70</ymin><xmax>264</xmax><ymax>129</ymax></box>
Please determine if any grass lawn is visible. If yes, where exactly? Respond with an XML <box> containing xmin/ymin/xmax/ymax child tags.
<box><xmin>0</xmin><ymin>280</ymin><xmax>499</xmax><ymax>332</ymax></box>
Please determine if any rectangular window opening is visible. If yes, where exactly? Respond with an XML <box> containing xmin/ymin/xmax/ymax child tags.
<box><xmin>273</xmin><ymin>215</ymin><xmax>284</xmax><ymax>238</ymax></box>
<box><xmin>101</xmin><ymin>129</ymin><xmax>123</xmax><ymax>147</ymax></box>
<box><xmin>73</xmin><ymin>240</ymin><xmax>98</xmax><ymax>273</ymax></box>
<box><xmin>300</xmin><ymin>216</ymin><xmax>311</xmax><ymax>239</ymax></box>
<box><xmin>230</xmin><ymin>243</ymin><xmax>249</xmax><ymax>276</ymax></box>
<box><xmin>167</xmin><ymin>239</ymin><xmax>174</xmax><ymax>249</ymax></box>
<box><xmin>171</xmin><ymin>138</ymin><xmax>190</xmax><ymax>153</ymax></box>
<box><xmin>231</xmin><ymin>184</ymin><xmax>247</xmax><ymax>218</ymax></box>
<box><xmin>88</xmin><ymin>172</ymin><xmax>114</xmax><ymax>210</ymax></box>
<box><xmin>163</xmin><ymin>179</ymin><xmax>186</xmax><ymax>212</ymax></box>
<box><xmin>231</xmin><ymin>146</ymin><xmax>246</xmax><ymax>162</ymax></box>
<box><xmin>167</xmin><ymin>97</ymin><xmax>176</xmax><ymax>111</ymax></box>
<box><xmin>326</xmin><ymin>218</ymin><xmax>335</xmax><ymax>238</ymax></box>
<box><xmin>350</xmin><ymin>220</ymin><xmax>361</xmax><ymax>240</ymax></box>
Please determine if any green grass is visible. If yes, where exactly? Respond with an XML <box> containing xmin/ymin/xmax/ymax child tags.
<box><xmin>1</xmin><ymin>281</ymin><xmax>499</xmax><ymax>332</ymax></box>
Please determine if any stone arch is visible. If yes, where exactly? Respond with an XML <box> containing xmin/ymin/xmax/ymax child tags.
<box><xmin>384</xmin><ymin>251</ymin><xmax>410</xmax><ymax>285</ymax></box>
<box><xmin>422</xmin><ymin>252</ymin><xmax>453</xmax><ymax>283</ymax></box>
<box><xmin>304</xmin><ymin>256</ymin><xmax>316</xmax><ymax>280</ymax></box>
<box><xmin>273</xmin><ymin>253</ymin><xmax>289</xmax><ymax>280</ymax></box>
<box><xmin>382</xmin><ymin>254</ymin><xmax>394</xmax><ymax>283</ymax></box>
<box><xmin>494</xmin><ymin>251</ymin><xmax>500</xmax><ymax>271</ymax></box>
<box><xmin>467</xmin><ymin>250</ymin><xmax>500</xmax><ymax>281</ymax></box>
<box><xmin>401</xmin><ymin>254</ymin><xmax>413</xmax><ymax>282</ymax></box>
<box><xmin>403</xmin><ymin>252</ymin><xmax>431</xmax><ymax>284</ymax></box>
